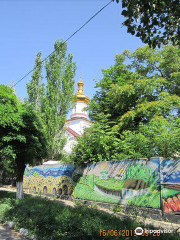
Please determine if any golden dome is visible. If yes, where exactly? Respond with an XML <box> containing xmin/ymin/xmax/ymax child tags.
<box><xmin>75</xmin><ymin>76</ymin><xmax>90</xmax><ymax>104</ymax></box>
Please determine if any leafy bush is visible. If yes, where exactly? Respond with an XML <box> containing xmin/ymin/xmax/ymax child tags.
<box><xmin>0</xmin><ymin>191</ymin><xmax>16</xmax><ymax>199</ymax></box>
<box><xmin>0</xmin><ymin>203</ymin><xmax>12</xmax><ymax>222</ymax></box>
<box><xmin>113</xmin><ymin>205</ymin><xmax>122</xmax><ymax>213</ymax></box>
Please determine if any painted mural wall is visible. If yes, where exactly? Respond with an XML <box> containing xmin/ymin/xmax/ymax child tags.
<box><xmin>23</xmin><ymin>163</ymin><xmax>74</xmax><ymax>196</ymax></box>
<box><xmin>162</xmin><ymin>159</ymin><xmax>180</xmax><ymax>214</ymax></box>
<box><xmin>23</xmin><ymin>157</ymin><xmax>180</xmax><ymax>214</ymax></box>
<box><xmin>73</xmin><ymin>157</ymin><xmax>180</xmax><ymax>214</ymax></box>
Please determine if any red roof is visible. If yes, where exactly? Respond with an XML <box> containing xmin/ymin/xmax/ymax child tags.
<box><xmin>65</xmin><ymin>127</ymin><xmax>81</xmax><ymax>137</ymax></box>
<box><xmin>66</xmin><ymin>117</ymin><xmax>91</xmax><ymax>123</ymax></box>
<box><xmin>71</xmin><ymin>113</ymin><xmax>87</xmax><ymax>117</ymax></box>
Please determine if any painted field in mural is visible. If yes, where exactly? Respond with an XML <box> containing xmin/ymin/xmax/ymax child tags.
<box><xmin>23</xmin><ymin>163</ymin><xmax>74</xmax><ymax>197</ymax></box>
<box><xmin>73</xmin><ymin>158</ymin><xmax>180</xmax><ymax>214</ymax></box>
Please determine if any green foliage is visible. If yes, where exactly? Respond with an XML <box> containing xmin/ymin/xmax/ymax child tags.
<box><xmin>26</xmin><ymin>51</ymin><xmax>44</xmax><ymax>112</ymax></box>
<box><xmin>118</xmin><ymin>131</ymin><xmax>152</xmax><ymax>160</ymax></box>
<box><xmin>0</xmin><ymin>85</ymin><xmax>47</xmax><ymax>182</ymax></box>
<box><xmin>0</xmin><ymin>203</ymin><xmax>12</xmax><ymax>222</ymax></box>
<box><xmin>113</xmin><ymin>205</ymin><xmax>122</xmax><ymax>213</ymax></box>
<box><xmin>0</xmin><ymin>191</ymin><xmax>179</xmax><ymax>239</ymax></box>
<box><xmin>85</xmin><ymin>45</ymin><xmax>180</xmax><ymax>161</ymax></box>
<box><xmin>113</xmin><ymin>0</ymin><xmax>180</xmax><ymax>47</ymax></box>
<box><xmin>139</xmin><ymin>116</ymin><xmax>180</xmax><ymax>158</ymax></box>
<box><xmin>70</xmin><ymin>123</ymin><xmax>120</xmax><ymax>165</ymax></box>
<box><xmin>27</xmin><ymin>40</ymin><xmax>76</xmax><ymax>160</ymax></box>
<box><xmin>0</xmin><ymin>191</ymin><xmax>17</xmax><ymax>199</ymax></box>
<box><xmin>115</xmin><ymin>116</ymin><xmax>180</xmax><ymax>159</ymax></box>
<box><xmin>90</xmin><ymin>45</ymin><xmax>180</xmax><ymax>127</ymax></box>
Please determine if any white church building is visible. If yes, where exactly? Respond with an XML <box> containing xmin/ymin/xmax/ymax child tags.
<box><xmin>63</xmin><ymin>77</ymin><xmax>91</xmax><ymax>154</ymax></box>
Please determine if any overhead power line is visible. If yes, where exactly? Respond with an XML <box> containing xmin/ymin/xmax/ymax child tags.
<box><xmin>13</xmin><ymin>0</ymin><xmax>113</xmax><ymax>87</ymax></box>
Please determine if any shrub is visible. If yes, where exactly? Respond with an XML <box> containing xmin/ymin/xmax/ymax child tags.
<box><xmin>0</xmin><ymin>203</ymin><xmax>12</xmax><ymax>222</ymax></box>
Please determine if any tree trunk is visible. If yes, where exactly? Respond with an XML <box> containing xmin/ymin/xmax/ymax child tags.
<box><xmin>16</xmin><ymin>159</ymin><xmax>26</xmax><ymax>199</ymax></box>
<box><xmin>16</xmin><ymin>181</ymin><xmax>24</xmax><ymax>199</ymax></box>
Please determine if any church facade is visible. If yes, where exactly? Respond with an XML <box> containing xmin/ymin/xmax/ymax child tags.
<box><xmin>63</xmin><ymin>77</ymin><xmax>91</xmax><ymax>154</ymax></box>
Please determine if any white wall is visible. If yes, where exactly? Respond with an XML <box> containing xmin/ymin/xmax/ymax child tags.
<box><xmin>72</xmin><ymin>101</ymin><xmax>88</xmax><ymax>117</ymax></box>
<box><xmin>66</xmin><ymin>119</ymin><xmax>91</xmax><ymax>135</ymax></box>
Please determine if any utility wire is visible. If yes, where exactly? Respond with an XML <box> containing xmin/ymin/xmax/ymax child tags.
<box><xmin>13</xmin><ymin>0</ymin><xmax>113</xmax><ymax>87</ymax></box>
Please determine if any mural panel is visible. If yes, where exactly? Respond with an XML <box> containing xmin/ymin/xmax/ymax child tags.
<box><xmin>23</xmin><ymin>163</ymin><xmax>74</xmax><ymax>197</ymax></box>
<box><xmin>74</xmin><ymin>158</ymin><xmax>180</xmax><ymax>214</ymax></box>
<box><xmin>23</xmin><ymin>158</ymin><xmax>180</xmax><ymax>214</ymax></box>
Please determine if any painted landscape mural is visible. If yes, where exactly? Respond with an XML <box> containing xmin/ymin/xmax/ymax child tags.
<box><xmin>23</xmin><ymin>157</ymin><xmax>180</xmax><ymax>214</ymax></box>
<box><xmin>73</xmin><ymin>157</ymin><xmax>180</xmax><ymax>214</ymax></box>
<box><xmin>23</xmin><ymin>163</ymin><xmax>74</xmax><ymax>197</ymax></box>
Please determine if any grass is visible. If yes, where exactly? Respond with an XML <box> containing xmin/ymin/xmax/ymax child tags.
<box><xmin>0</xmin><ymin>191</ymin><xmax>179</xmax><ymax>240</ymax></box>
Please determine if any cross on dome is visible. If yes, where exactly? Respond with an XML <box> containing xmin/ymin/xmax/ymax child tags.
<box><xmin>76</xmin><ymin>75</ymin><xmax>90</xmax><ymax>104</ymax></box>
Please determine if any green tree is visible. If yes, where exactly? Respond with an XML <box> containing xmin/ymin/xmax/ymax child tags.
<box><xmin>26</xmin><ymin>51</ymin><xmax>44</xmax><ymax>112</ymax></box>
<box><xmin>118</xmin><ymin>130</ymin><xmax>151</xmax><ymax>160</ymax></box>
<box><xmin>118</xmin><ymin>116</ymin><xmax>180</xmax><ymax>159</ymax></box>
<box><xmin>70</xmin><ymin>123</ymin><xmax>120</xmax><ymax>166</ymax></box>
<box><xmin>27</xmin><ymin>40</ymin><xmax>76</xmax><ymax>160</ymax></box>
<box><xmin>140</xmin><ymin>116</ymin><xmax>180</xmax><ymax>158</ymax></box>
<box><xmin>79</xmin><ymin>45</ymin><xmax>180</xmax><ymax>161</ymax></box>
<box><xmin>113</xmin><ymin>0</ymin><xmax>180</xmax><ymax>48</ymax></box>
<box><xmin>89</xmin><ymin>45</ymin><xmax>180</xmax><ymax>132</ymax></box>
<box><xmin>0</xmin><ymin>85</ymin><xmax>47</xmax><ymax>198</ymax></box>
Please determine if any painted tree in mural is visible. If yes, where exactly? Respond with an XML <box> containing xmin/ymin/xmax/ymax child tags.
<box><xmin>72</xmin><ymin>45</ymin><xmax>180</xmax><ymax>162</ymax></box>
<box><xmin>0</xmin><ymin>85</ymin><xmax>47</xmax><ymax>198</ymax></box>
<box><xmin>27</xmin><ymin>40</ymin><xmax>76</xmax><ymax>160</ymax></box>
<box><xmin>113</xmin><ymin>0</ymin><xmax>180</xmax><ymax>48</ymax></box>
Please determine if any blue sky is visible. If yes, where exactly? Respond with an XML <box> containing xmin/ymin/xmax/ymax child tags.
<box><xmin>0</xmin><ymin>0</ymin><xmax>144</xmax><ymax>101</ymax></box>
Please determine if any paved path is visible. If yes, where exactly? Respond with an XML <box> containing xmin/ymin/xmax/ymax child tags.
<box><xmin>0</xmin><ymin>224</ymin><xmax>21</xmax><ymax>240</ymax></box>
<box><xmin>0</xmin><ymin>187</ymin><xmax>16</xmax><ymax>193</ymax></box>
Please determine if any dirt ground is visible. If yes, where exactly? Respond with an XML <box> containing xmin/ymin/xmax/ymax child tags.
<box><xmin>0</xmin><ymin>224</ymin><xmax>22</xmax><ymax>240</ymax></box>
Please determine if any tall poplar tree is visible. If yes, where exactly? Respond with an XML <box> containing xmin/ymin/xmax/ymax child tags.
<box><xmin>27</xmin><ymin>40</ymin><xmax>76</xmax><ymax>160</ymax></box>
<box><xmin>26</xmin><ymin>51</ymin><xmax>44</xmax><ymax>112</ymax></box>
<box><xmin>43</xmin><ymin>40</ymin><xmax>76</xmax><ymax>159</ymax></box>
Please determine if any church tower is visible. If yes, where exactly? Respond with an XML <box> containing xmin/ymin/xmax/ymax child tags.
<box><xmin>64</xmin><ymin>76</ymin><xmax>91</xmax><ymax>154</ymax></box>
<box><xmin>71</xmin><ymin>77</ymin><xmax>90</xmax><ymax>119</ymax></box>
